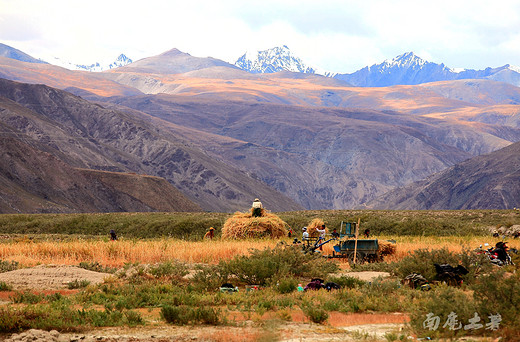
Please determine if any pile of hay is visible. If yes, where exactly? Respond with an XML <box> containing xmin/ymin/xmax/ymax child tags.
<box><xmin>306</xmin><ymin>218</ymin><xmax>325</xmax><ymax>237</ymax></box>
<box><xmin>221</xmin><ymin>210</ymin><xmax>288</xmax><ymax>239</ymax></box>
<box><xmin>378</xmin><ymin>240</ymin><xmax>397</xmax><ymax>257</ymax></box>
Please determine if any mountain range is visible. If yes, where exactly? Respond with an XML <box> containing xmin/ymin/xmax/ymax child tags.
<box><xmin>1</xmin><ymin>42</ymin><xmax>520</xmax><ymax>212</ymax></box>
<box><xmin>6</xmin><ymin>42</ymin><xmax>519</xmax><ymax>88</ymax></box>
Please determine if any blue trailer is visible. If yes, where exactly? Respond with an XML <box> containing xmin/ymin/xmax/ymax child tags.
<box><xmin>330</xmin><ymin>221</ymin><xmax>382</xmax><ymax>263</ymax></box>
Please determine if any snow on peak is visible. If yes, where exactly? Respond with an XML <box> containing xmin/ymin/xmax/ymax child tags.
<box><xmin>45</xmin><ymin>54</ymin><xmax>132</xmax><ymax>72</ymax></box>
<box><xmin>508</xmin><ymin>64</ymin><xmax>520</xmax><ymax>73</ymax></box>
<box><xmin>235</xmin><ymin>46</ymin><xmax>316</xmax><ymax>74</ymax></box>
<box><xmin>385</xmin><ymin>52</ymin><xmax>426</xmax><ymax>68</ymax></box>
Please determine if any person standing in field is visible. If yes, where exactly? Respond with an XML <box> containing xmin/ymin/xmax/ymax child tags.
<box><xmin>204</xmin><ymin>227</ymin><xmax>215</xmax><ymax>240</ymax></box>
<box><xmin>316</xmin><ymin>225</ymin><xmax>326</xmax><ymax>250</ymax></box>
<box><xmin>251</xmin><ymin>198</ymin><xmax>263</xmax><ymax>217</ymax></box>
<box><xmin>302</xmin><ymin>227</ymin><xmax>309</xmax><ymax>241</ymax></box>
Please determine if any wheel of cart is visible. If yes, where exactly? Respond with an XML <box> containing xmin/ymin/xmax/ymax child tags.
<box><xmin>348</xmin><ymin>251</ymin><xmax>365</xmax><ymax>264</ymax></box>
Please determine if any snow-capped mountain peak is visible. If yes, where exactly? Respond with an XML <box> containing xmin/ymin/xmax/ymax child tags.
<box><xmin>378</xmin><ymin>52</ymin><xmax>428</xmax><ymax>71</ymax></box>
<box><xmin>45</xmin><ymin>54</ymin><xmax>133</xmax><ymax>72</ymax></box>
<box><xmin>235</xmin><ymin>45</ymin><xmax>317</xmax><ymax>74</ymax></box>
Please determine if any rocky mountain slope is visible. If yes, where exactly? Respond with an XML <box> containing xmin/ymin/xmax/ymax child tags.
<box><xmin>366</xmin><ymin>140</ymin><xmax>520</xmax><ymax>210</ymax></box>
<box><xmin>0</xmin><ymin>78</ymin><xmax>302</xmax><ymax>212</ymax></box>
<box><xmin>105</xmin><ymin>93</ymin><xmax>520</xmax><ymax>209</ymax></box>
<box><xmin>0</xmin><ymin>119</ymin><xmax>201</xmax><ymax>213</ymax></box>
<box><xmin>2</xmin><ymin>45</ymin><xmax>520</xmax><ymax>210</ymax></box>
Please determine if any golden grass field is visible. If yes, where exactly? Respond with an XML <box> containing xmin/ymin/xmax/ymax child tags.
<box><xmin>1</xmin><ymin>235</ymin><xmax>518</xmax><ymax>267</ymax></box>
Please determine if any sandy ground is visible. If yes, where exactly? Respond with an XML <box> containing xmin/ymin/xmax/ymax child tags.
<box><xmin>0</xmin><ymin>264</ymin><xmax>110</xmax><ymax>290</ymax></box>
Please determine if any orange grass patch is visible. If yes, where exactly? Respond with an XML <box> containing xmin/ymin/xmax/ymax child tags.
<box><xmin>327</xmin><ymin>312</ymin><xmax>410</xmax><ymax>327</ymax></box>
<box><xmin>0</xmin><ymin>235</ymin><xmax>517</xmax><ymax>268</ymax></box>
<box><xmin>0</xmin><ymin>239</ymin><xmax>280</xmax><ymax>267</ymax></box>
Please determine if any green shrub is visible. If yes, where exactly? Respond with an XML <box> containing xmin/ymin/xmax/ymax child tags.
<box><xmin>409</xmin><ymin>285</ymin><xmax>477</xmax><ymax>339</ymax></box>
<box><xmin>148</xmin><ymin>261</ymin><xmax>188</xmax><ymax>280</ymax></box>
<box><xmin>191</xmin><ymin>264</ymin><xmax>230</xmax><ymax>291</ymax></box>
<box><xmin>221</xmin><ymin>246</ymin><xmax>338</xmax><ymax>285</ymax></box>
<box><xmin>0</xmin><ymin>260</ymin><xmax>19</xmax><ymax>273</ymax></box>
<box><xmin>161</xmin><ymin>305</ymin><xmax>224</xmax><ymax>325</ymax></box>
<box><xmin>67</xmin><ymin>279</ymin><xmax>91</xmax><ymax>289</ymax></box>
<box><xmin>123</xmin><ymin>310</ymin><xmax>144</xmax><ymax>326</ymax></box>
<box><xmin>393</xmin><ymin>247</ymin><xmax>485</xmax><ymax>285</ymax></box>
<box><xmin>276</xmin><ymin>278</ymin><xmax>298</xmax><ymax>294</ymax></box>
<box><xmin>10</xmin><ymin>291</ymin><xmax>44</xmax><ymax>304</ymax></box>
<box><xmin>78</xmin><ymin>261</ymin><xmax>117</xmax><ymax>274</ymax></box>
<box><xmin>0</xmin><ymin>281</ymin><xmax>12</xmax><ymax>291</ymax></box>
<box><xmin>302</xmin><ymin>304</ymin><xmax>329</xmax><ymax>324</ymax></box>
<box><xmin>471</xmin><ymin>270</ymin><xmax>520</xmax><ymax>331</ymax></box>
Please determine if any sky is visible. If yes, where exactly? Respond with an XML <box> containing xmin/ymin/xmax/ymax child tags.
<box><xmin>2</xmin><ymin>0</ymin><xmax>520</xmax><ymax>73</ymax></box>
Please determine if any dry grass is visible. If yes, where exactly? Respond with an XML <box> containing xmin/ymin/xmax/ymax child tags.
<box><xmin>0</xmin><ymin>235</ymin><xmax>518</xmax><ymax>268</ymax></box>
<box><xmin>0</xmin><ymin>239</ymin><xmax>280</xmax><ymax>267</ymax></box>
<box><xmin>306</xmin><ymin>218</ymin><xmax>325</xmax><ymax>237</ymax></box>
<box><xmin>221</xmin><ymin>210</ymin><xmax>288</xmax><ymax>239</ymax></box>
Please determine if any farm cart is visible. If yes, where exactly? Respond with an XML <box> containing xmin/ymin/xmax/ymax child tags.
<box><xmin>332</xmin><ymin>239</ymin><xmax>380</xmax><ymax>263</ymax></box>
<box><xmin>330</xmin><ymin>221</ymin><xmax>383</xmax><ymax>264</ymax></box>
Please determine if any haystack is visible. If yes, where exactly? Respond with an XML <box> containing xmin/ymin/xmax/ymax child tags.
<box><xmin>307</xmin><ymin>218</ymin><xmax>325</xmax><ymax>237</ymax></box>
<box><xmin>222</xmin><ymin>210</ymin><xmax>288</xmax><ymax>239</ymax></box>
<box><xmin>378</xmin><ymin>240</ymin><xmax>397</xmax><ymax>257</ymax></box>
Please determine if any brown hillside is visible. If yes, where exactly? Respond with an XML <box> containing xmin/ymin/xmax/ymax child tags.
<box><xmin>366</xmin><ymin>141</ymin><xmax>520</xmax><ymax>210</ymax></box>
<box><xmin>0</xmin><ymin>126</ymin><xmax>200</xmax><ymax>213</ymax></box>
<box><xmin>0</xmin><ymin>78</ymin><xmax>302</xmax><ymax>212</ymax></box>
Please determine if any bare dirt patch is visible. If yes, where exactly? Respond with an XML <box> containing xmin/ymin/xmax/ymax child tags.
<box><xmin>337</xmin><ymin>271</ymin><xmax>391</xmax><ymax>282</ymax></box>
<box><xmin>0</xmin><ymin>264</ymin><xmax>110</xmax><ymax>290</ymax></box>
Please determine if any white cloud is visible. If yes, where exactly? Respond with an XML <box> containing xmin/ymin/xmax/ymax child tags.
<box><xmin>1</xmin><ymin>0</ymin><xmax>519</xmax><ymax>72</ymax></box>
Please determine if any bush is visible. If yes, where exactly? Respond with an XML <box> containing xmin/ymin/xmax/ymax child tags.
<box><xmin>276</xmin><ymin>278</ymin><xmax>298</xmax><ymax>294</ymax></box>
<box><xmin>409</xmin><ymin>285</ymin><xmax>478</xmax><ymax>339</ymax></box>
<box><xmin>471</xmin><ymin>270</ymin><xmax>520</xmax><ymax>332</ymax></box>
<box><xmin>78</xmin><ymin>261</ymin><xmax>117</xmax><ymax>274</ymax></box>
<box><xmin>191</xmin><ymin>264</ymin><xmax>230</xmax><ymax>291</ymax></box>
<box><xmin>67</xmin><ymin>279</ymin><xmax>91</xmax><ymax>289</ymax></box>
<box><xmin>10</xmin><ymin>291</ymin><xmax>44</xmax><ymax>304</ymax></box>
<box><xmin>221</xmin><ymin>245</ymin><xmax>338</xmax><ymax>285</ymax></box>
<box><xmin>161</xmin><ymin>305</ymin><xmax>224</xmax><ymax>325</ymax></box>
<box><xmin>148</xmin><ymin>261</ymin><xmax>188</xmax><ymax>280</ymax></box>
<box><xmin>0</xmin><ymin>260</ymin><xmax>19</xmax><ymax>273</ymax></box>
<box><xmin>301</xmin><ymin>304</ymin><xmax>329</xmax><ymax>324</ymax></box>
<box><xmin>393</xmin><ymin>247</ymin><xmax>486</xmax><ymax>285</ymax></box>
<box><xmin>0</xmin><ymin>281</ymin><xmax>12</xmax><ymax>291</ymax></box>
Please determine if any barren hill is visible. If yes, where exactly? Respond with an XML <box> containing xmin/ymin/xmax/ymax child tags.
<box><xmin>105</xmin><ymin>94</ymin><xmax>520</xmax><ymax>209</ymax></box>
<box><xmin>0</xmin><ymin>124</ymin><xmax>200</xmax><ymax>213</ymax></box>
<box><xmin>366</xmin><ymin>141</ymin><xmax>520</xmax><ymax>210</ymax></box>
<box><xmin>0</xmin><ymin>78</ymin><xmax>302</xmax><ymax>212</ymax></box>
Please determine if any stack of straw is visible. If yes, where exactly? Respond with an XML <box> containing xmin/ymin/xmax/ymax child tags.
<box><xmin>306</xmin><ymin>218</ymin><xmax>325</xmax><ymax>237</ymax></box>
<box><xmin>221</xmin><ymin>211</ymin><xmax>288</xmax><ymax>239</ymax></box>
<box><xmin>378</xmin><ymin>240</ymin><xmax>397</xmax><ymax>257</ymax></box>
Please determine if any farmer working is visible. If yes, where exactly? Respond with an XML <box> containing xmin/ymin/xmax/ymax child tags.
<box><xmin>316</xmin><ymin>224</ymin><xmax>327</xmax><ymax>251</ymax></box>
<box><xmin>251</xmin><ymin>198</ymin><xmax>263</xmax><ymax>217</ymax></box>
<box><xmin>204</xmin><ymin>227</ymin><xmax>215</xmax><ymax>240</ymax></box>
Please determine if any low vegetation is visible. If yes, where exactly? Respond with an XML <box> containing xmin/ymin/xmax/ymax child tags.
<box><xmin>0</xmin><ymin>210</ymin><xmax>518</xmax><ymax>340</ymax></box>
